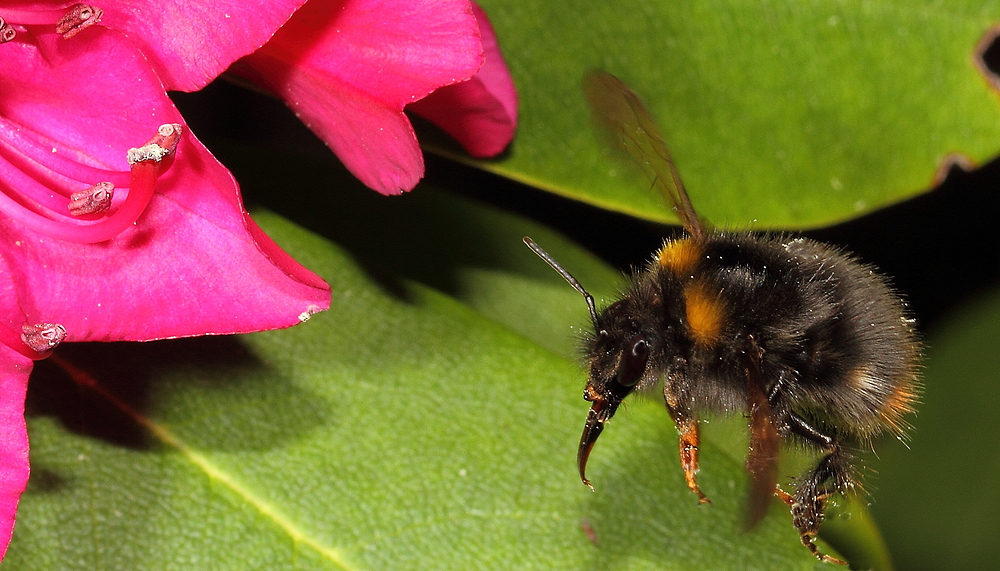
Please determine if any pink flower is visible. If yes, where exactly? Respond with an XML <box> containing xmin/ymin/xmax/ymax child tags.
<box><xmin>0</xmin><ymin>344</ymin><xmax>30</xmax><ymax>563</ymax></box>
<box><xmin>408</xmin><ymin>3</ymin><xmax>518</xmax><ymax>159</ymax></box>
<box><xmin>5</xmin><ymin>0</ymin><xmax>309</xmax><ymax>92</ymax></box>
<box><xmin>0</xmin><ymin>4</ymin><xmax>332</xmax><ymax>558</ymax></box>
<box><xmin>232</xmin><ymin>0</ymin><xmax>518</xmax><ymax>195</ymax></box>
<box><xmin>0</xmin><ymin>0</ymin><xmax>515</xmax><ymax>558</ymax></box>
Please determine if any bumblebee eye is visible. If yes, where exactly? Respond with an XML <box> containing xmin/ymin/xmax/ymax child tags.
<box><xmin>617</xmin><ymin>334</ymin><xmax>649</xmax><ymax>387</ymax></box>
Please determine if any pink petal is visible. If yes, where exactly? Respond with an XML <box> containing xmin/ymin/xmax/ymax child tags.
<box><xmin>0</xmin><ymin>252</ymin><xmax>33</xmax><ymax>558</ymax></box>
<box><xmin>19</xmin><ymin>138</ymin><xmax>332</xmax><ymax>341</ymax></box>
<box><xmin>0</xmin><ymin>345</ymin><xmax>30</xmax><ymax>561</ymax></box>
<box><xmin>0</xmin><ymin>27</ymin><xmax>330</xmax><ymax>341</ymax></box>
<box><xmin>408</xmin><ymin>3</ymin><xmax>518</xmax><ymax>158</ymax></box>
<box><xmin>0</xmin><ymin>25</ymin><xmax>172</xmax><ymax>169</ymax></box>
<box><xmin>94</xmin><ymin>0</ymin><xmax>309</xmax><ymax>92</ymax></box>
<box><xmin>232</xmin><ymin>0</ymin><xmax>484</xmax><ymax>194</ymax></box>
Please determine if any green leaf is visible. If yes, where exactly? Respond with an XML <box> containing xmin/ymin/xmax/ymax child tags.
<box><xmin>441</xmin><ymin>0</ymin><xmax>1000</xmax><ymax>228</ymax></box>
<box><xmin>10</xmin><ymin>199</ymin><xmax>858</xmax><ymax>570</ymax></box>
<box><xmin>869</xmin><ymin>288</ymin><xmax>1000</xmax><ymax>571</ymax></box>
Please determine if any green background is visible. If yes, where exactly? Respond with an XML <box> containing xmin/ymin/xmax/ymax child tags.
<box><xmin>5</xmin><ymin>1</ymin><xmax>1000</xmax><ymax>570</ymax></box>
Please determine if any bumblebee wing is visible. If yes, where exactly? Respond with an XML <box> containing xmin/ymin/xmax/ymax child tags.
<box><xmin>583</xmin><ymin>70</ymin><xmax>706</xmax><ymax>240</ymax></box>
<box><xmin>743</xmin><ymin>343</ymin><xmax>781</xmax><ymax>531</ymax></box>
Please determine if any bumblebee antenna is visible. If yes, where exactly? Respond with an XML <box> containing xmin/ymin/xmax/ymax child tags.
<box><xmin>523</xmin><ymin>237</ymin><xmax>600</xmax><ymax>330</ymax></box>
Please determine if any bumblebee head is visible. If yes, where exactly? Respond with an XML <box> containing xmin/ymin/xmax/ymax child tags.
<box><xmin>578</xmin><ymin>301</ymin><xmax>652</xmax><ymax>489</ymax></box>
<box><xmin>521</xmin><ymin>236</ymin><xmax>656</xmax><ymax>490</ymax></box>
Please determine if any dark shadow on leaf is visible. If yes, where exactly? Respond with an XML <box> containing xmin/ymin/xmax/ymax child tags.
<box><xmin>447</xmin><ymin>150</ymin><xmax>998</xmax><ymax>334</ymax></box>
<box><xmin>173</xmin><ymin>82</ymin><xmax>607</xmax><ymax>306</ymax></box>
<box><xmin>23</xmin><ymin>467</ymin><xmax>66</xmax><ymax>494</ymax></box>
<box><xmin>353</xmin><ymin>258</ymin><xmax>417</xmax><ymax>304</ymax></box>
<box><xmin>29</xmin><ymin>343</ymin><xmax>159</xmax><ymax>450</ymax></box>
<box><xmin>173</xmin><ymin>71</ymin><xmax>998</xmax><ymax>333</ymax></box>
<box><xmin>27</xmin><ymin>336</ymin><xmax>329</xmax><ymax>452</ymax></box>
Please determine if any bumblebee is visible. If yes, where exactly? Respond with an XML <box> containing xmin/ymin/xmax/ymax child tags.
<box><xmin>525</xmin><ymin>71</ymin><xmax>920</xmax><ymax>564</ymax></box>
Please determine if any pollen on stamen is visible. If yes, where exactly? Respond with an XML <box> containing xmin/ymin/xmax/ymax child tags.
<box><xmin>127</xmin><ymin>123</ymin><xmax>183</xmax><ymax>165</ymax></box>
<box><xmin>0</xmin><ymin>18</ymin><xmax>16</xmax><ymax>43</ymax></box>
<box><xmin>68</xmin><ymin>182</ymin><xmax>114</xmax><ymax>216</ymax></box>
<box><xmin>55</xmin><ymin>4</ymin><xmax>104</xmax><ymax>39</ymax></box>
<box><xmin>21</xmin><ymin>323</ymin><xmax>67</xmax><ymax>353</ymax></box>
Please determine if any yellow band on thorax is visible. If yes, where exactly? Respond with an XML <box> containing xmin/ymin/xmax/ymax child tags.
<box><xmin>658</xmin><ymin>238</ymin><xmax>700</xmax><ymax>275</ymax></box>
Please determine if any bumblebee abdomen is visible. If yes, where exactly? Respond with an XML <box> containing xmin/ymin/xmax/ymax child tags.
<box><xmin>778</xmin><ymin>236</ymin><xmax>920</xmax><ymax>436</ymax></box>
<box><xmin>655</xmin><ymin>233</ymin><xmax>920</xmax><ymax>437</ymax></box>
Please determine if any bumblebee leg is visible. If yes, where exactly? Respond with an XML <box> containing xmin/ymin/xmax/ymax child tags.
<box><xmin>787</xmin><ymin>412</ymin><xmax>850</xmax><ymax>566</ymax></box>
<box><xmin>677</xmin><ymin>415</ymin><xmax>710</xmax><ymax>503</ymax></box>
<box><xmin>663</xmin><ymin>394</ymin><xmax>709</xmax><ymax>503</ymax></box>
<box><xmin>663</xmin><ymin>361</ymin><xmax>709</xmax><ymax>504</ymax></box>
<box><xmin>774</xmin><ymin>485</ymin><xmax>794</xmax><ymax>506</ymax></box>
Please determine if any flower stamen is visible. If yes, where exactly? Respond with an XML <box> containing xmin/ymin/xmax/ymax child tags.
<box><xmin>55</xmin><ymin>4</ymin><xmax>104</xmax><ymax>39</ymax></box>
<box><xmin>127</xmin><ymin>123</ymin><xmax>183</xmax><ymax>165</ymax></box>
<box><xmin>0</xmin><ymin>3</ymin><xmax>103</xmax><ymax>41</ymax></box>
<box><xmin>0</xmin><ymin>123</ymin><xmax>182</xmax><ymax>243</ymax></box>
<box><xmin>68</xmin><ymin>182</ymin><xmax>114</xmax><ymax>216</ymax></box>
<box><xmin>20</xmin><ymin>323</ymin><xmax>67</xmax><ymax>353</ymax></box>
<box><xmin>0</xmin><ymin>322</ymin><xmax>46</xmax><ymax>360</ymax></box>
<box><xmin>0</xmin><ymin>18</ymin><xmax>15</xmax><ymax>43</ymax></box>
